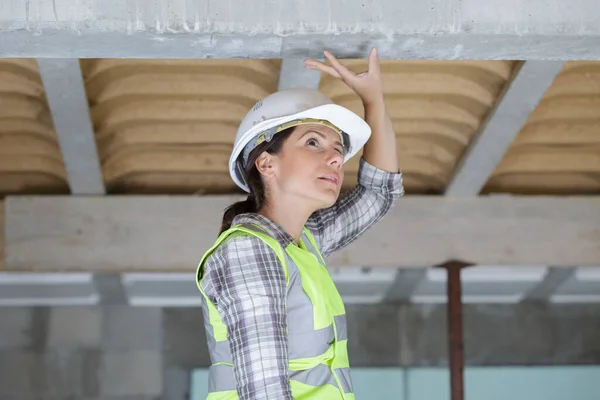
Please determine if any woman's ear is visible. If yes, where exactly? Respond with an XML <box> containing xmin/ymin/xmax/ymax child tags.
<box><xmin>255</xmin><ymin>152</ymin><xmax>276</xmax><ymax>179</ymax></box>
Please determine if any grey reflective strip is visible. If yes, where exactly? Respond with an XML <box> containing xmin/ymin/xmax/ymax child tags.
<box><xmin>284</xmin><ymin>251</ymin><xmax>336</xmax><ymax>359</ymax></box>
<box><xmin>290</xmin><ymin>364</ymin><xmax>337</xmax><ymax>387</ymax></box>
<box><xmin>204</xmin><ymin>332</ymin><xmax>217</xmax><ymax>364</ymax></box>
<box><xmin>300</xmin><ymin>230</ymin><xmax>325</xmax><ymax>265</ymax></box>
<box><xmin>208</xmin><ymin>363</ymin><xmax>236</xmax><ymax>392</ymax></box>
<box><xmin>212</xmin><ymin>340</ymin><xmax>233</xmax><ymax>364</ymax></box>
<box><xmin>205</xmin><ymin>337</ymin><xmax>231</xmax><ymax>365</ymax></box>
<box><xmin>288</xmin><ymin>324</ymin><xmax>334</xmax><ymax>359</ymax></box>
<box><xmin>334</xmin><ymin>314</ymin><xmax>348</xmax><ymax>341</ymax></box>
<box><xmin>336</xmin><ymin>367</ymin><xmax>354</xmax><ymax>393</ymax></box>
<box><xmin>200</xmin><ymin>294</ymin><xmax>233</xmax><ymax>364</ymax></box>
<box><xmin>283</xmin><ymin>251</ymin><xmax>298</xmax><ymax>294</ymax></box>
<box><xmin>200</xmin><ymin>297</ymin><xmax>218</xmax><ymax>364</ymax></box>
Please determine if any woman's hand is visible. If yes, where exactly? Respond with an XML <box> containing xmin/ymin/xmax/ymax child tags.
<box><xmin>304</xmin><ymin>48</ymin><xmax>384</xmax><ymax>107</ymax></box>
<box><xmin>306</xmin><ymin>48</ymin><xmax>398</xmax><ymax>173</ymax></box>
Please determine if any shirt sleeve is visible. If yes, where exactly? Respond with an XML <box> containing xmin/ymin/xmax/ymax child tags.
<box><xmin>305</xmin><ymin>156</ymin><xmax>404</xmax><ymax>258</ymax></box>
<box><xmin>202</xmin><ymin>235</ymin><xmax>293</xmax><ymax>400</ymax></box>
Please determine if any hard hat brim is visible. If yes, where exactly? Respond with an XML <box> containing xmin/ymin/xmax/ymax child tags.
<box><xmin>229</xmin><ymin>103</ymin><xmax>371</xmax><ymax>192</ymax></box>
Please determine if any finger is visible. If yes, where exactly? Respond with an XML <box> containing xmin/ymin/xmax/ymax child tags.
<box><xmin>305</xmin><ymin>59</ymin><xmax>342</xmax><ymax>79</ymax></box>
<box><xmin>368</xmin><ymin>48</ymin><xmax>381</xmax><ymax>76</ymax></box>
<box><xmin>304</xmin><ymin>57</ymin><xmax>325</xmax><ymax>66</ymax></box>
<box><xmin>323</xmin><ymin>50</ymin><xmax>356</xmax><ymax>82</ymax></box>
<box><xmin>304</xmin><ymin>58</ymin><xmax>342</xmax><ymax>79</ymax></box>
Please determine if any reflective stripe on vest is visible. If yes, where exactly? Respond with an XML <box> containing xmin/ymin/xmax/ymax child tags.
<box><xmin>196</xmin><ymin>223</ymin><xmax>354</xmax><ymax>400</ymax></box>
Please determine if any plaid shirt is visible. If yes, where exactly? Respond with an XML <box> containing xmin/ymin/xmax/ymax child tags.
<box><xmin>200</xmin><ymin>157</ymin><xmax>404</xmax><ymax>399</ymax></box>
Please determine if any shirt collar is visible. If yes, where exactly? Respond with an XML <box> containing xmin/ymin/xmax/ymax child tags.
<box><xmin>232</xmin><ymin>212</ymin><xmax>296</xmax><ymax>248</ymax></box>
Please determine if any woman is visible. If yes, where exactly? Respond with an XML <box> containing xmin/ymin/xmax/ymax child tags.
<box><xmin>196</xmin><ymin>49</ymin><xmax>403</xmax><ymax>400</ymax></box>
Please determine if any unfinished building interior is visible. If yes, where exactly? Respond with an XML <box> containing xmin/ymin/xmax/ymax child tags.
<box><xmin>1</xmin><ymin>1</ymin><xmax>600</xmax><ymax>399</ymax></box>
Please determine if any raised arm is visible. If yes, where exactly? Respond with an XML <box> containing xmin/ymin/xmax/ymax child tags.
<box><xmin>306</xmin><ymin>157</ymin><xmax>402</xmax><ymax>257</ymax></box>
<box><xmin>202</xmin><ymin>236</ymin><xmax>293</xmax><ymax>399</ymax></box>
<box><xmin>304</xmin><ymin>49</ymin><xmax>404</xmax><ymax>257</ymax></box>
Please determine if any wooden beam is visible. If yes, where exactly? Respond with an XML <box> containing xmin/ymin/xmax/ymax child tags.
<box><xmin>444</xmin><ymin>61</ymin><xmax>565</xmax><ymax>196</ymax></box>
<box><xmin>4</xmin><ymin>196</ymin><xmax>600</xmax><ymax>272</ymax></box>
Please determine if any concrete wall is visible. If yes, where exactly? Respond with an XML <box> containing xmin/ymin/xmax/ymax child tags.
<box><xmin>0</xmin><ymin>306</ymin><xmax>164</xmax><ymax>400</ymax></box>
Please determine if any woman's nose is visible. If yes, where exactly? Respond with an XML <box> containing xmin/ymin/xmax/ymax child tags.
<box><xmin>326</xmin><ymin>149</ymin><xmax>344</xmax><ymax>167</ymax></box>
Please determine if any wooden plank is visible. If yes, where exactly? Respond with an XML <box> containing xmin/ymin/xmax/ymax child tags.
<box><xmin>4</xmin><ymin>196</ymin><xmax>600</xmax><ymax>272</ymax></box>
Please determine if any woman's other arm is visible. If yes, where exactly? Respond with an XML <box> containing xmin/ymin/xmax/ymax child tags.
<box><xmin>304</xmin><ymin>49</ymin><xmax>404</xmax><ymax>257</ymax></box>
<box><xmin>202</xmin><ymin>236</ymin><xmax>293</xmax><ymax>399</ymax></box>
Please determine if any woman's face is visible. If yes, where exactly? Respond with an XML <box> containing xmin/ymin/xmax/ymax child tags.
<box><xmin>258</xmin><ymin>124</ymin><xmax>346</xmax><ymax>210</ymax></box>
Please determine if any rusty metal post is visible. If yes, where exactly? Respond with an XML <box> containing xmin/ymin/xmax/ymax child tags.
<box><xmin>440</xmin><ymin>260</ymin><xmax>471</xmax><ymax>400</ymax></box>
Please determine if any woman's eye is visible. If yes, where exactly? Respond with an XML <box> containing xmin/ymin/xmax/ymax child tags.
<box><xmin>307</xmin><ymin>138</ymin><xmax>319</xmax><ymax>146</ymax></box>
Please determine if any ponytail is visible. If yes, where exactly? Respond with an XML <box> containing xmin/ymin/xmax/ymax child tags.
<box><xmin>219</xmin><ymin>195</ymin><xmax>258</xmax><ymax>234</ymax></box>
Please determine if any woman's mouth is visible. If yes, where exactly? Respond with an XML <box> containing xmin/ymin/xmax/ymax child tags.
<box><xmin>318</xmin><ymin>173</ymin><xmax>339</xmax><ymax>185</ymax></box>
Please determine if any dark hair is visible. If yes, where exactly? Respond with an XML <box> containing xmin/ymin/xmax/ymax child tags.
<box><xmin>219</xmin><ymin>127</ymin><xmax>295</xmax><ymax>234</ymax></box>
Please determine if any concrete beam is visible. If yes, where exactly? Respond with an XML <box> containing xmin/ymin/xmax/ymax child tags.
<box><xmin>522</xmin><ymin>267</ymin><xmax>575</xmax><ymax>302</ymax></box>
<box><xmin>445</xmin><ymin>61</ymin><xmax>565</xmax><ymax>196</ymax></box>
<box><xmin>92</xmin><ymin>274</ymin><xmax>128</xmax><ymax>305</ymax></box>
<box><xmin>37</xmin><ymin>59</ymin><xmax>105</xmax><ymax>195</ymax></box>
<box><xmin>2</xmin><ymin>0</ymin><xmax>600</xmax><ymax>59</ymax></box>
<box><xmin>0</xmin><ymin>272</ymin><xmax>98</xmax><ymax>306</ymax></box>
<box><xmin>384</xmin><ymin>269</ymin><xmax>427</xmax><ymax>303</ymax></box>
<box><xmin>278</xmin><ymin>59</ymin><xmax>322</xmax><ymax>90</ymax></box>
<box><xmin>550</xmin><ymin>267</ymin><xmax>600</xmax><ymax>303</ymax></box>
<box><xmin>3</xmin><ymin>195</ymin><xmax>600</xmax><ymax>271</ymax></box>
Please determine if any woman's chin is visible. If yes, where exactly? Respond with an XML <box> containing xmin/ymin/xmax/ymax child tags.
<box><xmin>311</xmin><ymin>187</ymin><xmax>340</xmax><ymax>209</ymax></box>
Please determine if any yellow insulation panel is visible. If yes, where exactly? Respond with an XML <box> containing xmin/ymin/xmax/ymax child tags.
<box><xmin>484</xmin><ymin>61</ymin><xmax>600</xmax><ymax>194</ymax></box>
<box><xmin>80</xmin><ymin>58</ymin><xmax>281</xmax><ymax>194</ymax></box>
<box><xmin>2</xmin><ymin>57</ymin><xmax>598</xmax><ymax>196</ymax></box>
<box><xmin>0</xmin><ymin>59</ymin><xmax>68</xmax><ymax>195</ymax></box>
<box><xmin>320</xmin><ymin>60</ymin><xmax>517</xmax><ymax>193</ymax></box>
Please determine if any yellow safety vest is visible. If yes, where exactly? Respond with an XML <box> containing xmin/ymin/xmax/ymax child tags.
<box><xmin>196</xmin><ymin>223</ymin><xmax>354</xmax><ymax>400</ymax></box>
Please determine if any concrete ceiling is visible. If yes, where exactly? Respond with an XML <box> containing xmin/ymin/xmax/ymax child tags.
<box><xmin>1</xmin><ymin>0</ymin><xmax>600</xmax><ymax>305</ymax></box>
<box><xmin>1</xmin><ymin>58</ymin><xmax>599</xmax><ymax>197</ymax></box>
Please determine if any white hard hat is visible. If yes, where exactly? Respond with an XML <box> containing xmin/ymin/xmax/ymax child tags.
<box><xmin>229</xmin><ymin>88</ymin><xmax>371</xmax><ymax>192</ymax></box>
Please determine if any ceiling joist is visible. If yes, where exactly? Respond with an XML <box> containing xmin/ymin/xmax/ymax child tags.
<box><xmin>278</xmin><ymin>58</ymin><xmax>322</xmax><ymax>90</ymax></box>
<box><xmin>37</xmin><ymin>58</ymin><xmax>105</xmax><ymax>195</ymax></box>
<box><xmin>445</xmin><ymin>61</ymin><xmax>565</xmax><ymax>196</ymax></box>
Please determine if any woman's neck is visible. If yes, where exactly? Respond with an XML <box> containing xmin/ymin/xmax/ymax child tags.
<box><xmin>258</xmin><ymin>199</ymin><xmax>313</xmax><ymax>244</ymax></box>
